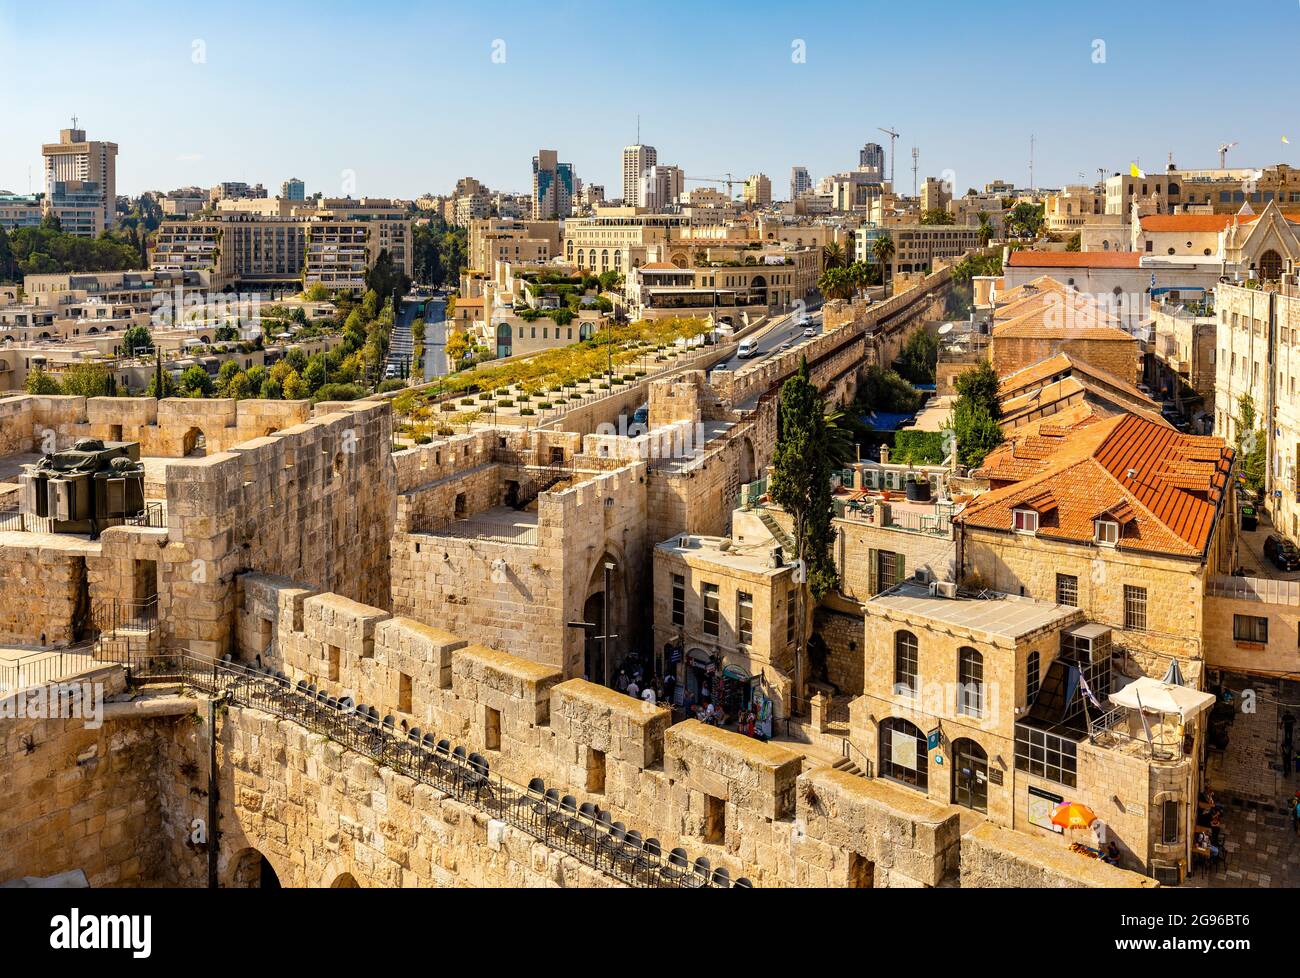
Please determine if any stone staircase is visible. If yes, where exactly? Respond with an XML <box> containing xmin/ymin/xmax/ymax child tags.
<box><xmin>757</xmin><ymin>509</ymin><xmax>796</xmax><ymax>552</ymax></box>
<box><xmin>831</xmin><ymin>755</ymin><xmax>867</xmax><ymax>779</ymax></box>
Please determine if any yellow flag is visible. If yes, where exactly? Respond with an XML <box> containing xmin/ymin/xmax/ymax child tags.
<box><xmin>1130</xmin><ymin>163</ymin><xmax>1146</xmax><ymax>179</ymax></box>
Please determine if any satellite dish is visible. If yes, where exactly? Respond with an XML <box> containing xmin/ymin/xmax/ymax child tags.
<box><xmin>938</xmin><ymin>323</ymin><xmax>954</xmax><ymax>335</ymax></box>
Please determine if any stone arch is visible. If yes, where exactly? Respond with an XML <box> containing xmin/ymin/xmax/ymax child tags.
<box><xmin>330</xmin><ymin>872</ymin><xmax>361</xmax><ymax>888</ymax></box>
<box><xmin>226</xmin><ymin>846</ymin><xmax>283</xmax><ymax>888</ymax></box>
<box><xmin>739</xmin><ymin>436</ymin><xmax>757</xmax><ymax>485</ymax></box>
<box><xmin>1259</xmin><ymin>249</ymin><xmax>1283</xmax><ymax>281</ymax></box>
<box><xmin>182</xmin><ymin>426</ymin><xmax>207</xmax><ymax>457</ymax></box>
<box><xmin>581</xmin><ymin>548</ymin><xmax>629</xmax><ymax>685</ymax></box>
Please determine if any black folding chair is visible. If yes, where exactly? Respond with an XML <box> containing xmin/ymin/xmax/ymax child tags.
<box><xmin>661</xmin><ymin>847</ymin><xmax>689</xmax><ymax>886</ymax></box>
<box><xmin>519</xmin><ymin>777</ymin><xmax>547</xmax><ymax>826</ymax></box>
<box><xmin>711</xmin><ymin>866</ymin><xmax>731</xmax><ymax>888</ymax></box>
<box><xmin>734</xmin><ymin>876</ymin><xmax>753</xmax><ymax>889</ymax></box>
<box><xmin>692</xmin><ymin>856</ymin><xmax>712</xmax><ymax>888</ymax></box>
<box><xmin>613</xmin><ymin>830</ymin><xmax>643</xmax><ymax>876</ymax></box>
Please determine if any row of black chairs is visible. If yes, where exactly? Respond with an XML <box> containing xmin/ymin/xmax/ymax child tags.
<box><xmin>211</xmin><ymin>658</ymin><xmax>746</xmax><ymax>887</ymax></box>
<box><xmin>516</xmin><ymin>779</ymin><xmax>751</xmax><ymax>888</ymax></box>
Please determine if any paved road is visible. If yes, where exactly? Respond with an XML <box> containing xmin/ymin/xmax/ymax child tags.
<box><xmin>420</xmin><ymin>295</ymin><xmax>448</xmax><ymax>381</ymax></box>
<box><xmin>710</xmin><ymin>301</ymin><xmax>825</xmax><ymax>376</ymax></box>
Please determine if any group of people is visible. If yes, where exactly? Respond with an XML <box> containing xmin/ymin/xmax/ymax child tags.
<box><xmin>1195</xmin><ymin>789</ymin><xmax>1226</xmax><ymax>865</ymax></box>
<box><xmin>611</xmin><ymin>663</ymin><xmax>674</xmax><ymax>708</ymax></box>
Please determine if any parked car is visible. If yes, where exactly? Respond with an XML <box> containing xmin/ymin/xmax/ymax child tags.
<box><xmin>1264</xmin><ymin>534</ymin><xmax>1300</xmax><ymax>570</ymax></box>
<box><xmin>803</xmin><ymin>326</ymin><xmax>817</xmax><ymax>337</ymax></box>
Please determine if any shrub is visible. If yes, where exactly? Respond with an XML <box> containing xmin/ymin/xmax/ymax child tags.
<box><xmin>519</xmin><ymin>407</ymin><xmax>535</xmax><ymax>416</ymax></box>
<box><xmin>497</xmin><ymin>398</ymin><xmax>514</xmax><ymax>407</ymax></box>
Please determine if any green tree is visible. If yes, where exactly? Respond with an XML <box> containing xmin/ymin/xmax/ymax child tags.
<box><xmin>0</xmin><ymin>226</ymin><xmax>17</xmax><ymax>283</ymax></box>
<box><xmin>817</xmin><ymin>266</ymin><xmax>853</xmax><ymax>301</ymax></box>
<box><xmin>303</xmin><ymin>353</ymin><xmax>329</xmax><ymax>393</ymax></box>
<box><xmin>768</xmin><ymin>359</ymin><xmax>838</xmax><ymax>701</ymax></box>
<box><xmin>122</xmin><ymin>324</ymin><xmax>153</xmax><ymax>357</ymax></box>
<box><xmin>1005</xmin><ymin>202</ymin><xmax>1046</xmax><ymax>240</ymax></box>
<box><xmin>822</xmin><ymin>240</ymin><xmax>847</xmax><ymax>270</ymax></box>
<box><xmin>920</xmin><ymin>208</ymin><xmax>955</xmax><ymax>225</ymax></box>
<box><xmin>180</xmin><ymin>364</ymin><xmax>215</xmax><ymax>398</ymax></box>
<box><xmin>59</xmin><ymin>363</ymin><xmax>114</xmax><ymax>398</ymax></box>
<box><xmin>898</xmin><ymin>328</ymin><xmax>939</xmax><ymax>384</ymax></box>
<box><xmin>215</xmin><ymin>359</ymin><xmax>241</xmax><ymax>395</ymax></box>
<box><xmin>946</xmin><ymin>360</ymin><xmax>1004</xmax><ymax>468</ymax></box>
<box><xmin>282</xmin><ymin>370</ymin><xmax>309</xmax><ymax>400</ymax></box>
<box><xmin>977</xmin><ymin>212</ymin><xmax>995</xmax><ymax>247</ymax></box>
<box><xmin>1235</xmin><ymin>394</ymin><xmax>1266</xmax><ymax>497</ymax></box>
<box><xmin>24</xmin><ymin>366</ymin><xmax>61</xmax><ymax>394</ymax></box>
<box><xmin>871</xmin><ymin>233</ymin><xmax>895</xmax><ymax>290</ymax></box>
<box><xmin>146</xmin><ymin>368</ymin><xmax>177</xmax><ymax>398</ymax></box>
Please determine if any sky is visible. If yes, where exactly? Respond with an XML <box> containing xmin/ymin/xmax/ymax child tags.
<box><xmin>2</xmin><ymin>0</ymin><xmax>1298</xmax><ymax>201</ymax></box>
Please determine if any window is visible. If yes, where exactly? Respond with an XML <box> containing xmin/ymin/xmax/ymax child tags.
<box><xmin>1124</xmin><ymin>585</ymin><xmax>1148</xmax><ymax>631</ymax></box>
<box><xmin>328</xmin><ymin>645</ymin><xmax>340</xmax><ymax>683</ymax></box>
<box><xmin>957</xmin><ymin>647</ymin><xmax>984</xmax><ymax>718</ymax></box>
<box><xmin>894</xmin><ymin>631</ymin><xmax>919</xmax><ymax>697</ymax></box>
<box><xmin>1233</xmin><ymin>614</ymin><xmax>1268</xmax><ymax>643</ymax></box>
<box><xmin>586</xmin><ymin>748</ymin><xmax>606</xmax><ymax>794</ymax></box>
<box><xmin>484</xmin><ymin>706</ymin><xmax>501</xmax><ymax>750</ymax></box>
<box><xmin>702</xmin><ymin>583</ymin><xmax>719</xmax><ymax>636</ymax></box>
<box><xmin>1056</xmin><ymin>574</ymin><xmax>1078</xmax><ymax>607</ymax></box>
<box><xmin>704</xmin><ymin>794</ymin><xmax>726</xmax><ymax>844</ymax></box>
<box><xmin>878</xmin><ymin>717</ymin><xmax>927</xmax><ymax>790</ymax></box>
<box><xmin>1095</xmin><ymin>519</ymin><xmax>1119</xmax><ymax>546</ymax></box>
<box><xmin>847</xmin><ymin>853</ymin><xmax>874</xmax><ymax>888</ymax></box>
<box><xmin>875</xmin><ymin>550</ymin><xmax>901</xmax><ymax>593</ymax></box>
<box><xmin>1026</xmin><ymin>650</ymin><xmax>1040</xmax><ymax>703</ymax></box>
<box><xmin>1013</xmin><ymin>508</ymin><xmax>1039</xmax><ymax>533</ymax></box>
<box><xmin>737</xmin><ymin>592</ymin><xmax>753</xmax><ymax>645</ymax></box>
<box><xmin>786</xmin><ymin>588</ymin><xmax>796</xmax><ymax>646</ymax></box>
<box><xmin>1015</xmin><ymin>724</ymin><xmax>1078</xmax><ymax>788</ymax></box>
<box><xmin>1161</xmin><ymin>799</ymin><xmax>1180</xmax><ymax>846</ymax></box>
<box><xmin>671</xmin><ymin>574</ymin><xmax>685</xmax><ymax>627</ymax></box>
<box><xmin>398</xmin><ymin>672</ymin><xmax>412</xmax><ymax>713</ymax></box>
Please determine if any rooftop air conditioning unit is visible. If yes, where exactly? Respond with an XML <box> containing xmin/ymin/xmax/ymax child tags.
<box><xmin>913</xmin><ymin>568</ymin><xmax>932</xmax><ymax>585</ymax></box>
<box><xmin>930</xmin><ymin>581</ymin><xmax>958</xmax><ymax>599</ymax></box>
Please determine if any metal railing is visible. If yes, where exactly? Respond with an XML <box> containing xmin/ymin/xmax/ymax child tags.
<box><xmin>126</xmin><ymin>502</ymin><xmax>166</xmax><ymax>528</ymax></box>
<box><xmin>126</xmin><ymin>650</ymin><xmax>752</xmax><ymax>889</ymax></box>
<box><xmin>0</xmin><ymin>645</ymin><xmax>100</xmax><ymax>695</ymax></box>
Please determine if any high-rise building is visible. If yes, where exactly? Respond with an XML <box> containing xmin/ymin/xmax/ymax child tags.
<box><xmin>790</xmin><ymin>166</ymin><xmax>813</xmax><ymax>200</ymax></box>
<box><xmin>642</xmin><ymin>165</ymin><xmax>684</xmax><ymax>211</ymax></box>
<box><xmin>281</xmin><ymin>177</ymin><xmax>306</xmax><ymax>201</ymax></box>
<box><xmin>622</xmin><ymin>144</ymin><xmax>658</xmax><ymax>208</ymax></box>
<box><xmin>743</xmin><ymin>173</ymin><xmax>772</xmax><ymax>207</ymax></box>
<box><xmin>859</xmin><ymin>142</ymin><xmax>885</xmax><ymax>179</ymax></box>
<box><xmin>532</xmin><ymin>149</ymin><xmax>575</xmax><ymax>220</ymax></box>
<box><xmin>41</xmin><ymin>124</ymin><xmax>118</xmax><ymax>237</ymax></box>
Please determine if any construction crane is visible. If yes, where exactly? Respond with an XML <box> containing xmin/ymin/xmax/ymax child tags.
<box><xmin>1218</xmin><ymin>141</ymin><xmax>1239</xmax><ymax>168</ymax></box>
<box><xmin>878</xmin><ymin>127</ymin><xmax>900</xmax><ymax>185</ymax></box>
<box><xmin>685</xmin><ymin>173</ymin><xmax>741</xmax><ymax>197</ymax></box>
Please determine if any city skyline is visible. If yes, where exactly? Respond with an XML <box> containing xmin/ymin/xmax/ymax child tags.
<box><xmin>3</xmin><ymin>0</ymin><xmax>1298</xmax><ymax>200</ymax></box>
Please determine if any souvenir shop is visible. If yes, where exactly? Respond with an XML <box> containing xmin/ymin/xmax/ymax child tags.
<box><xmin>683</xmin><ymin>648</ymin><xmax>775</xmax><ymax>740</ymax></box>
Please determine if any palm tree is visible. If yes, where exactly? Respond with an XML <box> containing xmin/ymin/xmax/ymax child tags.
<box><xmin>847</xmin><ymin>261</ymin><xmax>874</xmax><ymax>296</ymax></box>
<box><xmin>822</xmin><ymin>240</ymin><xmax>847</xmax><ymax>270</ymax></box>
<box><xmin>872</xmin><ymin>233</ymin><xmax>895</xmax><ymax>291</ymax></box>
<box><xmin>824</xmin><ymin>405</ymin><xmax>870</xmax><ymax>468</ymax></box>
<box><xmin>977</xmin><ymin>212</ymin><xmax>995</xmax><ymax>247</ymax></box>
<box><xmin>817</xmin><ymin>267</ymin><xmax>853</xmax><ymax>301</ymax></box>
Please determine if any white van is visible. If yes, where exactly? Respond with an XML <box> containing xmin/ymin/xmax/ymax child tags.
<box><xmin>737</xmin><ymin>339</ymin><xmax>759</xmax><ymax>359</ymax></box>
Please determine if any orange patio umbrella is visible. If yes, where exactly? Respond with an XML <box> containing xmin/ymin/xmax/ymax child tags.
<box><xmin>1050</xmin><ymin>802</ymin><xmax>1097</xmax><ymax>830</ymax></box>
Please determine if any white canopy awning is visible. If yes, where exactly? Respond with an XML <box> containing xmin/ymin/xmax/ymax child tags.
<box><xmin>1109</xmin><ymin>676</ymin><xmax>1216</xmax><ymax>722</ymax></box>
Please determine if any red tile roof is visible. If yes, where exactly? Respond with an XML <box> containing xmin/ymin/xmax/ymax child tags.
<box><xmin>1006</xmin><ymin>251</ymin><xmax>1142</xmax><ymax>269</ymax></box>
<box><xmin>960</xmin><ymin>414</ymin><xmax>1232</xmax><ymax>558</ymax></box>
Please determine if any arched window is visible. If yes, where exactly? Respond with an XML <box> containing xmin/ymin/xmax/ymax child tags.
<box><xmin>894</xmin><ymin>630</ymin><xmax>918</xmax><ymax>697</ymax></box>
<box><xmin>878</xmin><ymin>717</ymin><xmax>927</xmax><ymax>791</ymax></box>
<box><xmin>957</xmin><ymin>647</ymin><xmax>984</xmax><ymax>718</ymax></box>
<box><xmin>613</xmin><ymin>250</ymin><xmax>622</xmax><ymax>270</ymax></box>
<box><xmin>1026</xmin><ymin>650</ymin><xmax>1040</xmax><ymax>704</ymax></box>
<box><xmin>1260</xmin><ymin>249</ymin><xmax>1284</xmax><ymax>281</ymax></box>
<box><xmin>600</xmin><ymin>249</ymin><xmax>609</xmax><ymax>271</ymax></box>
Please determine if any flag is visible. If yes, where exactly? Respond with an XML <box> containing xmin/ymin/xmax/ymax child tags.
<box><xmin>1078</xmin><ymin>672</ymin><xmax>1103</xmax><ymax>710</ymax></box>
<box><xmin>1130</xmin><ymin>163</ymin><xmax>1145</xmax><ymax>179</ymax></box>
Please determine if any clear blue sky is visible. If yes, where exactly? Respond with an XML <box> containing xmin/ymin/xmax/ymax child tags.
<box><xmin>2</xmin><ymin>0</ymin><xmax>1296</xmax><ymax>200</ymax></box>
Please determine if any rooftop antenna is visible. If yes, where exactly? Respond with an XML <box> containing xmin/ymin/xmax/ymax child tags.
<box><xmin>911</xmin><ymin>146</ymin><xmax>919</xmax><ymax>197</ymax></box>
<box><xmin>1029</xmin><ymin>133</ymin><xmax>1035</xmax><ymax>191</ymax></box>
<box><xmin>636</xmin><ymin>114</ymin><xmax>640</xmax><ymax>145</ymax></box>
<box><xmin>878</xmin><ymin>127</ymin><xmax>900</xmax><ymax>184</ymax></box>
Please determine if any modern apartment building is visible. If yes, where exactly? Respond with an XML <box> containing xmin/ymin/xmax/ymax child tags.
<box><xmin>532</xmin><ymin>149</ymin><xmax>575</xmax><ymax>220</ymax></box>
<box><xmin>468</xmin><ymin>219</ymin><xmax>562</xmax><ymax>272</ymax></box>
<box><xmin>743</xmin><ymin>174</ymin><xmax>772</xmax><ymax>208</ymax></box>
<box><xmin>790</xmin><ymin>166</ymin><xmax>813</xmax><ymax>201</ymax></box>
<box><xmin>0</xmin><ymin>193</ymin><xmax>42</xmax><ymax>230</ymax></box>
<box><xmin>622</xmin><ymin>144</ymin><xmax>658</xmax><ymax>207</ymax></box>
<box><xmin>41</xmin><ymin>126</ymin><xmax>118</xmax><ymax>236</ymax></box>
<box><xmin>281</xmin><ymin>177</ymin><xmax>306</xmax><ymax>201</ymax></box>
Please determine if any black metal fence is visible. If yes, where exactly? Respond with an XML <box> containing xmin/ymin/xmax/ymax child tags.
<box><xmin>0</xmin><ymin>647</ymin><xmax>99</xmax><ymax>694</ymax></box>
<box><xmin>128</xmin><ymin>651</ymin><xmax>752</xmax><ymax>890</ymax></box>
